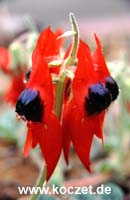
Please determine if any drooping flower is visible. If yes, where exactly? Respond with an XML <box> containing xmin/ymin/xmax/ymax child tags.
<box><xmin>62</xmin><ymin>35</ymin><xmax>119</xmax><ymax>171</ymax></box>
<box><xmin>15</xmin><ymin>27</ymin><xmax>62</xmax><ymax>180</ymax></box>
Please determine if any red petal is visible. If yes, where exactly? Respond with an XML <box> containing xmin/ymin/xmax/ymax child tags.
<box><xmin>63</xmin><ymin>99</ymin><xmax>105</xmax><ymax>171</ymax></box>
<box><xmin>24</xmin><ymin>126</ymin><xmax>32</xmax><ymax>158</ymax></box>
<box><xmin>29</xmin><ymin>113</ymin><xmax>62</xmax><ymax>181</ymax></box>
<box><xmin>5</xmin><ymin>74</ymin><xmax>25</xmax><ymax>105</ymax></box>
<box><xmin>28</xmin><ymin>53</ymin><xmax>54</xmax><ymax>123</ymax></box>
<box><xmin>94</xmin><ymin>111</ymin><xmax>105</xmax><ymax>140</ymax></box>
<box><xmin>74</xmin><ymin>39</ymin><xmax>96</xmax><ymax>84</ymax></box>
<box><xmin>62</xmin><ymin>101</ymin><xmax>73</xmax><ymax>164</ymax></box>
<box><xmin>64</xmin><ymin>101</ymin><xmax>96</xmax><ymax>171</ymax></box>
<box><xmin>62</xmin><ymin>39</ymin><xmax>107</xmax><ymax>171</ymax></box>
<box><xmin>0</xmin><ymin>47</ymin><xmax>11</xmax><ymax>74</ymax></box>
<box><xmin>95</xmin><ymin>111</ymin><xmax>106</xmax><ymax>148</ymax></box>
<box><xmin>71</xmin><ymin>115</ymin><xmax>94</xmax><ymax>172</ymax></box>
<box><xmin>72</xmin><ymin>40</ymin><xmax>97</xmax><ymax>115</ymax></box>
<box><xmin>49</xmin><ymin>66</ymin><xmax>60</xmax><ymax>75</ymax></box>
<box><xmin>32</xmin><ymin>27</ymin><xmax>59</xmax><ymax>61</ymax></box>
<box><xmin>29</xmin><ymin>51</ymin><xmax>52</xmax><ymax>88</ymax></box>
<box><xmin>55</xmin><ymin>28</ymin><xmax>64</xmax><ymax>48</ymax></box>
<box><xmin>92</xmin><ymin>34</ymin><xmax>110</xmax><ymax>82</ymax></box>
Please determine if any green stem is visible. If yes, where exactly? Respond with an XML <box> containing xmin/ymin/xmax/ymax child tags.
<box><xmin>65</xmin><ymin>13</ymin><xmax>79</xmax><ymax>66</ymax></box>
<box><xmin>54</xmin><ymin>73</ymin><xmax>66</xmax><ymax>120</ymax></box>
<box><xmin>30</xmin><ymin>165</ymin><xmax>47</xmax><ymax>200</ymax></box>
<box><xmin>29</xmin><ymin>74</ymin><xmax>67</xmax><ymax>200</ymax></box>
<box><xmin>54</xmin><ymin>13</ymin><xmax>79</xmax><ymax>117</ymax></box>
<box><xmin>30</xmin><ymin>13</ymin><xmax>79</xmax><ymax>200</ymax></box>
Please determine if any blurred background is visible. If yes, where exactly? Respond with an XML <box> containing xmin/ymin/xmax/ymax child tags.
<box><xmin>0</xmin><ymin>0</ymin><xmax>130</xmax><ymax>200</ymax></box>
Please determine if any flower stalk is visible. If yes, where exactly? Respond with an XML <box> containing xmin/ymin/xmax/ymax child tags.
<box><xmin>65</xmin><ymin>13</ymin><xmax>79</xmax><ymax>67</ymax></box>
<box><xmin>30</xmin><ymin>13</ymin><xmax>80</xmax><ymax>200</ymax></box>
<box><xmin>54</xmin><ymin>13</ymin><xmax>79</xmax><ymax>120</ymax></box>
<box><xmin>31</xmin><ymin>166</ymin><xmax>47</xmax><ymax>200</ymax></box>
<box><xmin>54</xmin><ymin>72</ymin><xmax>67</xmax><ymax>120</ymax></box>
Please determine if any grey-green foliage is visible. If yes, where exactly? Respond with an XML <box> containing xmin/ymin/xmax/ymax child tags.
<box><xmin>90</xmin><ymin>136</ymin><xmax>103</xmax><ymax>160</ymax></box>
<box><xmin>49</xmin><ymin>160</ymin><xmax>63</xmax><ymax>187</ymax></box>
<box><xmin>70</xmin><ymin>183</ymin><xmax>123</xmax><ymax>200</ymax></box>
<box><xmin>9</xmin><ymin>42</ymin><xmax>27</xmax><ymax>72</ymax></box>
<box><xmin>38</xmin><ymin>194</ymin><xmax>59</xmax><ymax>200</ymax></box>
<box><xmin>0</xmin><ymin>108</ymin><xmax>25</xmax><ymax>142</ymax></box>
<box><xmin>99</xmin><ymin>183</ymin><xmax>124</xmax><ymax>200</ymax></box>
<box><xmin>70</xmin><ymin>193</ymin><xmax>96</xmax><ymax>200</ymax></box>
<box><xmin>26</xmin><ymin>32</ymin><xmax>39</xmax><ymax>66</ymax></box>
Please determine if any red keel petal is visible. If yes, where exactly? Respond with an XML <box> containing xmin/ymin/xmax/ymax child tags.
<box><xmin>24</xmin><ymin>127</ymin><xmax>33</xmax><ymax>158</ymax></box>
<box><xmin>30</xmin><ymin>114</ymin><xmax>62</xmax><ymax>181</ymax></box>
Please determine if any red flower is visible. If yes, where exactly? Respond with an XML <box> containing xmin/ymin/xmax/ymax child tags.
<box><xmin>33</xmin><ymin>27</ymin><xmax>59</xmax><ymax>59</ymax></box>
<box><xmin>26</xmin><ymin>27</ymin><xmax>62</xmax><ymax>77</ymax></box>
<box><xmin>92</xmin><ymin>34</ymin><xmax>110</xmax><ymax>82</ymax></box>
<box><xmin>93</xmin><ymin>34</ymin><xmax>119</xmax><ymax>102</ymax></box>
<box><xmin>5</xmin><ymin>73</ymin><xmax>25</xmax><ymax>105</ymax></box>
<box><xmin>15</xmin><ymin>27</ymin><xmax>62</xmax><ymax>180</ymax></box>
<box><xmin>62</xmin><ymin>35</ymin><xmax>119</xmax><ymax>171</ymax></box>
<box><xmin>0</xmin><ymin>47</ymin><xmax>11</xmax><ymax>73</ymax></box>
<box><xmin>0</xmin><ymin>47</ymin><xmax>26</xmax><ymax>105</ymax></box>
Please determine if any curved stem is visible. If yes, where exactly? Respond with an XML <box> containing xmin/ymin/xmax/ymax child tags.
<box><xmin>30</xmin><ymin>165</ymin><xmax>47</xmax><ymax>200</ymax></box>
<box><xmin>65</xmin><ymin>13</ymin><xmax>79</xmax><ymax>67</ymax></box>
<box><xmin>30</xmin><ymin>13</ymin><xmax>79</xmax><ymax>200</ymax></box>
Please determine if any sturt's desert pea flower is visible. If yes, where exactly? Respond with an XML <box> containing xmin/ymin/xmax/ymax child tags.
<box><xmin>16</xmin><ymin>27</ymin><xmax>62</xmax><ymax>180</ymax></box>
<box><xmin>62</xmin><ymin>35</ymin><xmax>119</xmax><ymax>172</ymax></box>
<box><xmin>15</xmin><ymin>14</ymin><xmax>119</xmax><ymax>182</ymax></box>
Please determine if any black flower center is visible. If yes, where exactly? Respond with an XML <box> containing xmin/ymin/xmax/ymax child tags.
<box><xmin>85</xmin><ymin>83</ymin><xmax>112</xmax><ymax>115</ymax></box>
<box><xmin>105</xmin><ymin>76</ymin><xmax>119</xmax><ymax>101</ymax></box>
<box><xmin>25</xmin><ymin>67</ymin><xmax>32</xmax><ymax>82</ymax></box>
<box><xmin>15</xmin><ymin>88</ymin><xmax>43</xmax><ymax>122</ymax></box>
